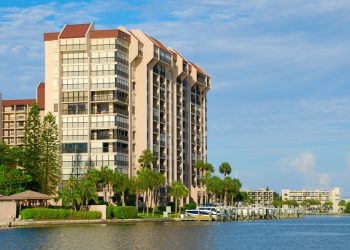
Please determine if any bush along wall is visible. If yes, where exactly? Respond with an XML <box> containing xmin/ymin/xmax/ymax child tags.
<box><xmin>20</xmin><ymin>208</ymin><xmax>102</xmax><ymax>220</ymax></box>
<box><xmin>112</xmin><ymin>206</ymin><xmax>138</xmax><ymax>219</ymax></box>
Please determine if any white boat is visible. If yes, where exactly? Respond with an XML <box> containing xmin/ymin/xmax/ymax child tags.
<box><xmin>185</xmin><ymin>207</ymin><xmax>218</xmax><ymax>220</ymax></box>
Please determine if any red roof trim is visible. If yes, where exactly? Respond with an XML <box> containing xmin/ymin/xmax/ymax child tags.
<box><xmin>90</xmin><ymin>29</ymin><xmax>118</xmax><ymax>38</ymax></box>
<box><xmin>44</xmin><ymin>32</ymin><xmax>59</xmax><ymax>41</ymax></box>
<box><xmin>173</xmin><ymin>49</ymin><xmax>188</xmax><ymax>63</ymax></box>
<box><xmin>36</xmin><ymin>82</ymin><xmax>45</xmax><ymax>110</ymax></box>
<box><xmin>146</xmin><ymin>35</ymin><xmax>171</xmax><ymax>54</ymax></box>
<box><xmin>60</xmin><ymin>24</ymin><xmax>91</xmax><ymax>39</ymax></box>
<box><xmin>90</xmin><ymin>29</ymin><xmax>131</xmax><ymax>42</ymax></box>
<box><xmin>189</xmin><ymin>61</ymin><xmax>208</xmax><ymax>77</ymax></box>
<box><xmin>2</xmin><ymin>99</ymin><xmax>36</xmax><ymax>106</ymax></box>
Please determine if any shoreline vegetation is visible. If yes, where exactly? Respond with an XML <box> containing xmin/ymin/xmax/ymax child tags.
<box><xmin>4</xmin><ymin>213</ymin><xmax>349</xmax><ymax>229</ymax></box>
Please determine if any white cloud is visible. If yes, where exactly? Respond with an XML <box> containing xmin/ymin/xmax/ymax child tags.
<box><xmin>288</xmin><ymin>152</ymin><xmax>316</xmax><ymax>173</ymax></box>
<box><xmin>318</xmin><ymin>173</ymin><xmax>330</xmax><ymax>187</ymax></box>
<box><xmin>280</xmin><ymin>152</ymin><xmax>331</xmax><ymax>189</ymax></box>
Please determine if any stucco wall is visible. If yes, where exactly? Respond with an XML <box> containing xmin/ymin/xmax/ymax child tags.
<box><xmin>0</xmin><ymin>201</ymin><xmax>16</xmax><ymax>221</ymax></box>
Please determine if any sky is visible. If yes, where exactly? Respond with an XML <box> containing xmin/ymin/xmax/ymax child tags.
<box><xmin>0</xmin><ymin>0</ymin><xmax>350</xmax><ymax>196</ymax></box>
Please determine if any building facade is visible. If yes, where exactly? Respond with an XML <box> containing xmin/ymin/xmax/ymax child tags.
<box><xmin>43</xmin><ymin>23</ymin><xmax>211</xmax><ymax>202</ymax></box>
<box><xmin>247</xmin><ymin>188</ymin><xmax>274</xmax><ymax>207</ymax></box>
<box><xmin>0</xmin><ymin>83</ymin><xmax>45</xmax><ymax>146</ymax></box>
<box><xmin>282</xmin><ymin>187</ymin><xmax>340</xmax><ymax>212</ymax></box>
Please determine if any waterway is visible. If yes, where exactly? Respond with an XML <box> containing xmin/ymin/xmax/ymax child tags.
<box><xmin>1</xmin><ymin>216</ymin><xmax>350</xmax><ymax>249</ymax></box>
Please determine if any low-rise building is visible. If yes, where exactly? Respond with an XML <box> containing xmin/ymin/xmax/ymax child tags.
<box><xmin>247</xmin><ymin>188</ymin><xmax>274</xmax><ymax>207</ymax></box>
<box><xmin>282</xmin><ymin>187</ymin><xmax>340</xmax><ymax>213</ymax></box>
<box><xmin>0</xmin><ymin>82</ymin><xmax>45</xmax><ymax>146</ymax></box>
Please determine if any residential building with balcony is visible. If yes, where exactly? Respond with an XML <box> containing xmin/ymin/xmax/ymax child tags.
<box><xmin>43</xmin><ymin>23</ymin><xmax>211</xmax><ymax>203</ymax></box>
<box><xmin>282</xmin><ymin>187</ymin><xmax>340</xmax><ymax>213</ymax></box>
<box><xmin>246</xmin><ymin>188</ymin><xmax>274</xmax><ymax>207</ymax></box>
<box><xmin>0</xmin><ymin>82</ymin><xmax>45</xmax><ymax>146</ymax></box>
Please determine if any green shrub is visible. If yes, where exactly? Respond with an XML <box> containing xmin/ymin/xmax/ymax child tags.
<box><xmin>345</xmin><ymin>202</ymin><xmax>350</xmax><ymax>213</ymax></box>
<box><xmin>168</xmin><ymin>202</ymin><xmax>175</xmax><ymax>213</ymax></box>
<box><xmin>20</xmin><ymin>208</ymin><xmax>102</xmax><ymax>220</ymax></box>
<box><xmin>184</xmin><ymin>203</ymin><xmax>197</xmax><ymax>210</ymax></box>
<box><xmin>106</xmin><ymin>205</ymin><xmax>115</xmax><ymax>219</ymax></box>
<box><xmin>113</xmin><ymin>206</ymin><xmax>138</xmax><ymax>219</ymax></box>
<box><xmin>156</xmin><ymin>206</ymin><xmax>166</xmax><ymax>212</ymax></box>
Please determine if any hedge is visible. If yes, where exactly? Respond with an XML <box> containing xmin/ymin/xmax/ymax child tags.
<box><xmin>106</xmin><ymin>205</ymin><xmax>114</xmax><ymax>219</ymax></box>
<box><xmin>112</xmin><ymin>206</ymin><xmax>138</xmax><ymax>219</ymax></box>
<box><xmin>20</xmin><ymin>208</ymin><xmax>102</xmax><ymax>220</ymax></box>
<box><xmin>184</xmin><ymin>203</ymin><xmax>197</xmax><ymax>210</ymax></box>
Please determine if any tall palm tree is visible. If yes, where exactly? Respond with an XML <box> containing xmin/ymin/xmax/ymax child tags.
<box><xmin>169</xmin><ymin>181</ymin><xmax>188</xmax><ymax>216</ymax></box>
<box><xmin>138</xmin><ymin>149</ymin><xmax>155</xmax><ymax>169</ymax></box>
<box><xmin>113</xmin><ymin>171</ymin><xmax>130</xmax><ymax>206</ymax></box>
<box><xmin>78</xmin><ymin>178</ymin><xmax>98</xmax><ymax>210</ymax></box>
<box><xmin>99</xmin><ymin>166</ymin><xmax>114</xmax><ymax>203</ymax></box>
<box><xmin>219</xmin><ymin>162</ymin><xmax>232</xmax><ymax>177</ymax></box>
<box><xmin>196</xmin><ymin>160</ymin><xmax>206</xmax><ymax>204</ymax></box>
<box><xmin>130</xmin><ymin>176</ymin><xmax>142</xmax><ymax>210</ymax></box>
<box><xmin>150</xmin><ymin>171</ymin><xmax>165</xmax><ymax>216</ymax></box>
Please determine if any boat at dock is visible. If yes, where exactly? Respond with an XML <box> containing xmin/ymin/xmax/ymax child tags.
<box><xmin>185</xmin><ymin>207</ymin><xmax>219</xmax><ymax>220</ymax></box>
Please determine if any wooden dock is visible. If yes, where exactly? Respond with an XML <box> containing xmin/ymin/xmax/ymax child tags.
<box><xmin>180</xmin><ymin>207</ymin><xmax>303</xmax><ymax>222</ymax></box>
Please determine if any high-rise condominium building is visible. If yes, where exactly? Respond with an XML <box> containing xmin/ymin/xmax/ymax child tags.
<box><xmin>0</xmin><ymin>83</ymin><xmax>45</xmax><ymax>146</ymax></box>
<box><xmin>44</xmin><ymin>23</ymin><xmax>211</xmax><ymax>202</ymax></box>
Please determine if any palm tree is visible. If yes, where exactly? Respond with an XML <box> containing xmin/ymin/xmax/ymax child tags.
<box><xmin>85</xmin><ymin>168</ymin><xmax>100</xmax><ymax>186</ymax></box>
<box><xmin>57</xmin><ymin>177</ymin><xmax>82</xmax><ymax>211</ymax></box>
<box><xmin>113</xmin><ymin>171</ymin><xmax>130</xmax><ymax>206</ymax></box>
<box><xmin>219</xmin><ymin>162</ymin><xmax>232</xmax><ymax>177</ymax></box>
<box><xmin>169</xmin><ymin>181</ymin><xmax>188</xmax><ymax>216</ymax></box>
<box><xmin>206</xmin><ymin>176</ymin><xmax>223</xmax><ymax>204</ymax></box>
<box><xmin>339</xmin><ymin>200</ymin><xmax>346</xmax><ymax>213</ymax></box>
<box><xmin>78</xmin><ymin>178</ymin><xmax>98</xmax><ymax>210</ymax></box>
<box><xmin>137</xmin><ymin>168</ymin><xmax>153</xmax><ymax>216</ymax></box>
<box><xmin>130</xmin><ymin>176</ymin><xmax>142</xmax><ymax>210</ymax></box>
<box><xmin>196</xmin><ymin>160</ymin><xmax>206</xmax><ymax>204</ymax></box>
<box><xmin>222</xmin><ymin>176</ymin><xmax>232</xmax><ymax>206</ymax></box>
<box><xmin>150</xmin><ymin>171</ymin><xmax>165</xmax><ymax>216</ymax></box>
<box><xmin>99</xmin><ymin>166</ymin><xmax>114</xmax><ymax>203</ymax></box>
<box><xmin>138</xmin><ymin>149</ymin><xmax>155</xmax><ymax>169</ymax></box>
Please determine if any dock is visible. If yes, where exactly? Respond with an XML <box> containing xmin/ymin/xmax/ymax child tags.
<box><xmin>181</xmin><ymin>207</ymin><xmax>303</xmax><ymax>222</ymax></box>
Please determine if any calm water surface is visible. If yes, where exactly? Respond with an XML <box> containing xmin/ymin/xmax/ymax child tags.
<box><xmin>1</xmin><ymin>216</ymin><xmax>350</xmax><ymax>249</ymax></box>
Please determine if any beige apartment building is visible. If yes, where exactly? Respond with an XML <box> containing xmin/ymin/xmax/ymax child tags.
<box><xmin>43</xmin><ymin>23</ymin><xmax>211</xmax><ymax>202</ymax></box>
<box><xmin>246</xmin><ymin>188</ymin><xmax>274</xmax><ymax>207</ymax></box>
<box><xmin>282</xmin><ymin>188</ymin><xmax>340</xmax><ymax>212</ymax></box>
<box><xmin>0</xmin><ymin>83</ymin><xmax>45</xmax><ymax>146</ymax></box>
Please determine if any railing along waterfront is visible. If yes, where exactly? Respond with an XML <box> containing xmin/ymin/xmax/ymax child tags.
<box><xmin>183</xmin><ymin>206</ymin><xmax>304</xmax><ymax>222</ymax></box>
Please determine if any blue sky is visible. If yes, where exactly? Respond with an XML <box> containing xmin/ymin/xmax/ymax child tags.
<box><xmin>1</xmin><ymin>0</ymin><xmax>350</xmax><ymax>196</ymax></box>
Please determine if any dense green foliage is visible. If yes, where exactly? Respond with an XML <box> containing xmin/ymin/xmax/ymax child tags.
<box><xmin>112</xmin><ymin>206</ymin><xmax>138</xmax><ymax>219</ymax></box>
<box><xmin>169</xmin><ymin>181</ymin><xmax>188</xmax><ymax>215</ymax></box>
<box><xmin>344</xmin><ymin>202</ymin><xmax>350</xmax><ymax>213</ymax></box>
<box><xmin>39</xmin><ymin>113</ymin><xmax>61</xmax><ymax>195</ymax></box>
<box><xmin>113</xmin><ymin>171</ymin><xmax>130</xmax><ymax>206</ymax></box>
<box><xmin>20</xmin><ymin>208</ymin><xmax>101</xmax><ymax>220</ymax></box>
<box><xmin>22</xmin><ymin>104</ymin><xmax>61</xmax><ymax>194</ymax></box>
<box><xmin>106</xmin><ymin>205</ymin><xmax>114</xmax><ymax>219</ymax></box>
<box><xmin>184</xmin><ymin>203</ymin><xmax>197</xmax><ymax>210</ymax></box>
<box><xmin>219</xmin><ymin>162</ymin><xmax>232</xmax><ymax>177</ymax></box>
<box><xmin>137</xmin><ymin>149</ymin><xmax>155</xmax><ymax>168</ymax></box>
<box><xmin>57</xmin><ymin>176</ymin><xmax>98</xmax><ymax>211</ymax></box>
<box><xmin>0</xmin><ymin>164</ymin><xmax>32</xmax><ymax>195</ymax></box>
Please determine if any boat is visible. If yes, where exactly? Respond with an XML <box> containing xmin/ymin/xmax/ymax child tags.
<box><xmin>185</xmin><ymin>207</ymin><xmax>219</xmax><ymax>220</ymax></box>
